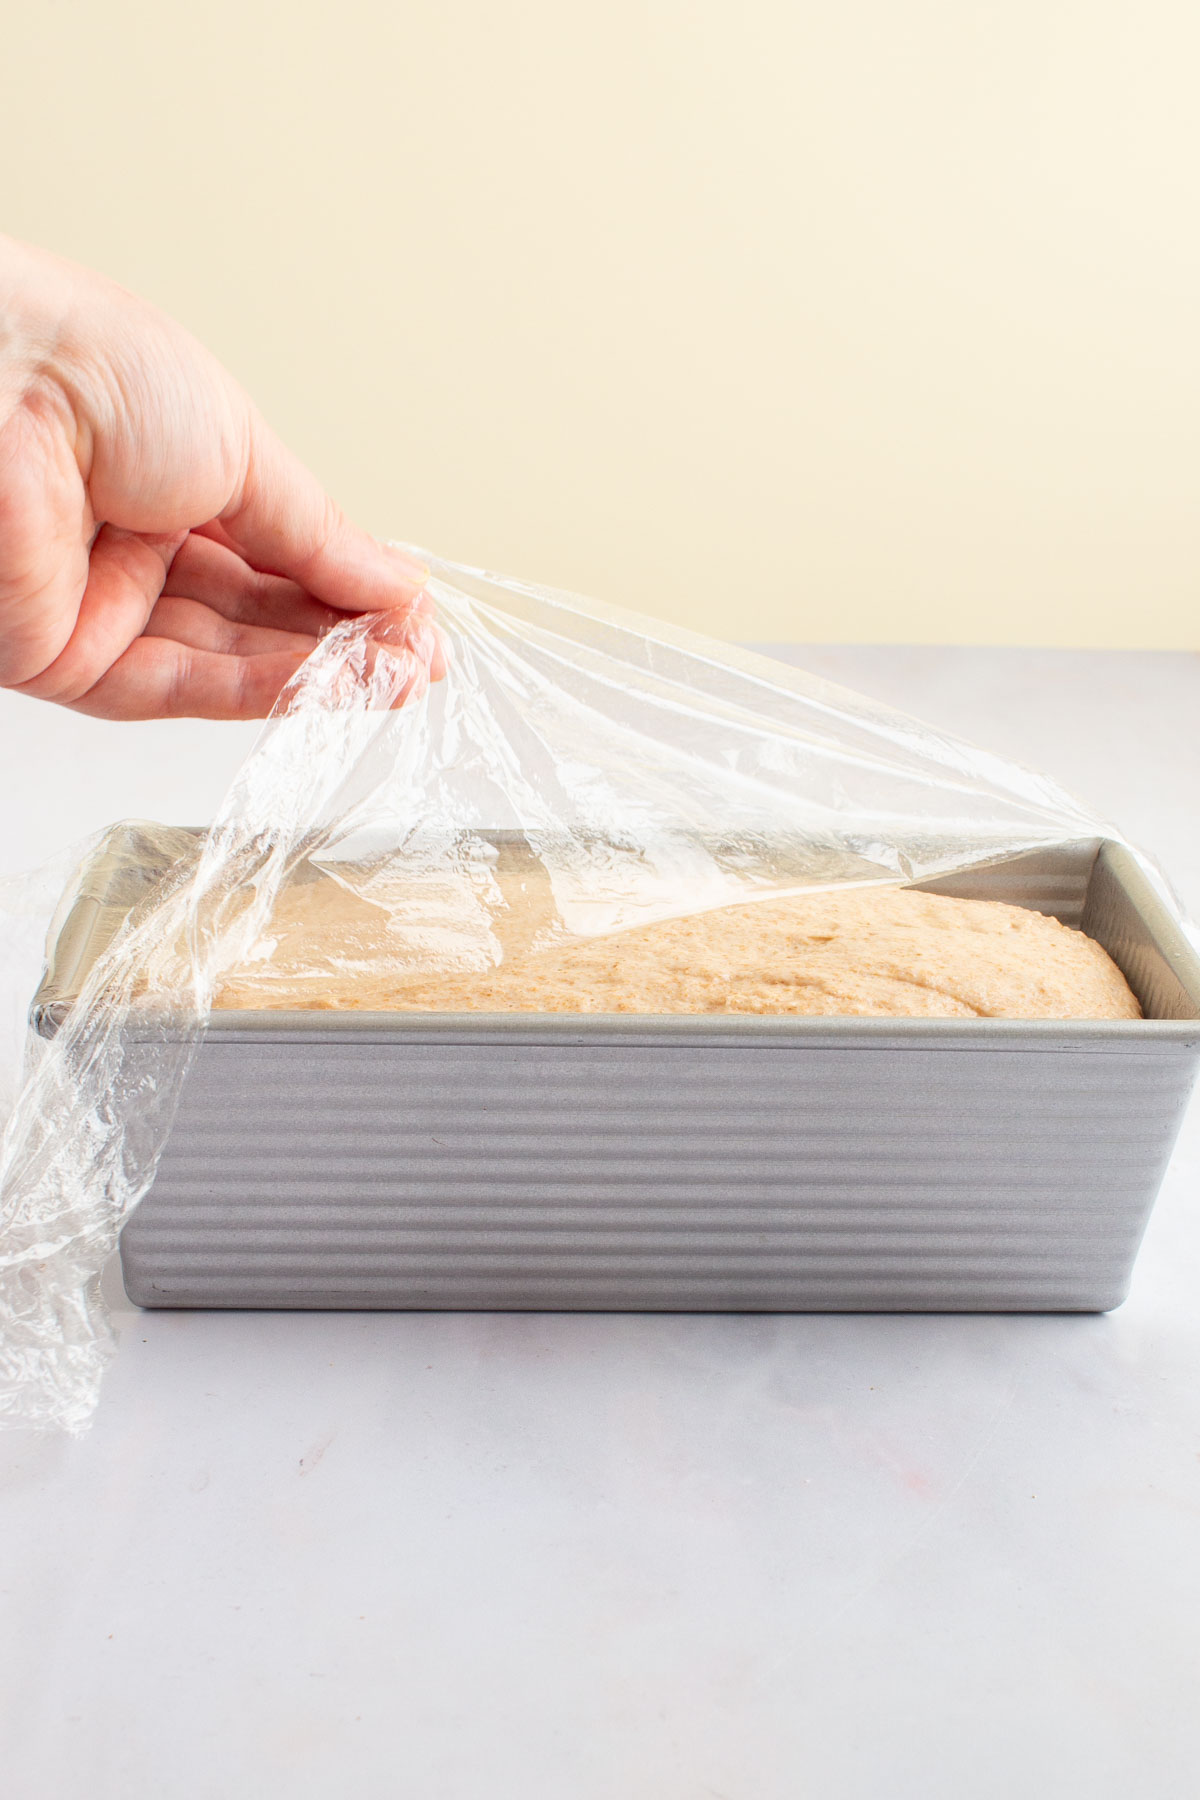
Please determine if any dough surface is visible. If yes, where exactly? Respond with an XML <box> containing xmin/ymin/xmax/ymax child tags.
<box><xmin>211</xmin><ymin>876</ymin><xmax>1142</xmax><ymax>1020</ymax></box>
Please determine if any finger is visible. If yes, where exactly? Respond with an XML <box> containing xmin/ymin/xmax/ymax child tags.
<box><xmin>335</xmin><ymin>606</ymin><xmax>447</xmax><ymax>689</ymax></box>
<box><xmin>190</xmin><ymin>518</ymin><xmax>243</xmax><ymax>558</ymax></box>
<box><xmin>426</xmin><ymin>616</ymin><xmax>447</xmax><ymax>682</ymax></box>
<box><xmin>145</xmin><ymin>594</ymin><xmax>322</xmax><ymax>660</ymax></box>
<box><xmin>163</xmin><ymin>533</ymin><xmax>342</xmax><ymax>636</ymax></box>
<box><xmin>165</xmin><ymin>533</ymin><xmax>445</xmax><ymax>677</ymax></box>
<box><xmin>63</xmin><ymin>635</ymin><xmax>312</xmax><ymax>721</ymax></box>
<box><xmin>383</xmin><ymin>608</ymin><xmax>448</xmax><ymax>683</ymax></box>
<box><xmin>217</xmin><ymin>413</ymin><xmax>430</xmax><ymax>614</ymax></box>
<box><xmin>13</xmin><ymin>524</ymin><xmax>184</xmax><ymax>705</ymax></box>
<box><xmin>70</xmin><ymin>606</ymin><xmax>443</xmax><ymax>721</ymax></box>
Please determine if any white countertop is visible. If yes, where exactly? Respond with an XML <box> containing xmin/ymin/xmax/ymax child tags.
<box><xmin>2</xmin><ymin>648</ymin><xmax>1198</xmax><ymax>1798</ymax></box>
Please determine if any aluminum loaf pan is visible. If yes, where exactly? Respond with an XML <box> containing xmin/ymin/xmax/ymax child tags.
<box><xmin>33</xmin><ymin>832</ymin><xmax>1200</xmax><ymax>1313</ymax></box>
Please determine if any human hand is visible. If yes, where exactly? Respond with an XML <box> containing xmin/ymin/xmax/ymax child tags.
<box><xmin>0</xmin><ymin>235</ymin><xmax>435</xmax><ymax>720</ymax></box>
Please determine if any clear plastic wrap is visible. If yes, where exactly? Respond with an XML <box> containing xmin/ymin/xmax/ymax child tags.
<box><xmin>0</xmin><ymin>553</ymin><xmax>1178</xmax><ymax>1429</ymax></box>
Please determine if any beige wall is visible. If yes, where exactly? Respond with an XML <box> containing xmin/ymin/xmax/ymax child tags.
<box><xmin>4</xmin><ymin>3</ymin><xmax>1199</xmax><ymax>646</ymax></box>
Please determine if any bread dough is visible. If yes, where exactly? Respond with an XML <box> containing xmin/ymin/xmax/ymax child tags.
<box><xmin>210</xmin><ymin>876</ymin><xmax>1142</xmax><ymax>1020</ymax></box>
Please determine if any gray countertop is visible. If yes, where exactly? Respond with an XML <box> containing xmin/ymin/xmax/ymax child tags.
<box><xmin>1</xmin><ymin>648</ymin><xmax>1198</xmax><ymax>1799</ymax></box>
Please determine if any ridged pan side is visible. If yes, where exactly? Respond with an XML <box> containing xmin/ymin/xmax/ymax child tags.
<box><xmin>120</xmin><ymin>1040</ymin><xmax>1199</xmax><ymax>1313</ymax></box>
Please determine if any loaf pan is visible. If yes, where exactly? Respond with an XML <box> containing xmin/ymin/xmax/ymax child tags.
<box><xmin>32</xmin><ymin>831</ymin><xmax>1200</xmax><ymax>1313</ymax></box>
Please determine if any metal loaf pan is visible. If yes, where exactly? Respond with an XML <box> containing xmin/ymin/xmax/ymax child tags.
<box><xmin>32</xmin><ymin>832</ymin><xmax>1200</xmax><ymax>1313</ymax></box>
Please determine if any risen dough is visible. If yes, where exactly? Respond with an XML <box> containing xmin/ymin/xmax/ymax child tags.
<box><xmin>211</xmin><ymin>878</ymin><xmax>1142</xmax><ymax>1020</ymax></box>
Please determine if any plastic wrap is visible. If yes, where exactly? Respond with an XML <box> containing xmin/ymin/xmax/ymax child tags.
<box><xmin>0</xmin><ymin>553</ymin><xmax>1177</xmax><ymax>1429</ymax></box>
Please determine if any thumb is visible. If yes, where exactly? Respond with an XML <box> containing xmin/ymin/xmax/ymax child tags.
<box><xmin>213</xmin><ymin>409</ymin><xmax>428</xmax><ymax>614</ymax></box>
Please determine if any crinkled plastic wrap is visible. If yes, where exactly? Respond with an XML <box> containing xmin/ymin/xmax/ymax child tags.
<box><xmin>0</xmin><ymin>554</ymin><xmax>1170</xmax><ymax>1428</ymax></box>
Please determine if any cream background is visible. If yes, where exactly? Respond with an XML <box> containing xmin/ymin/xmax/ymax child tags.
<box><xmin>3</xmin><ymin>2</ymin><xmax>1199</xmax><ymax>646</ymax></box>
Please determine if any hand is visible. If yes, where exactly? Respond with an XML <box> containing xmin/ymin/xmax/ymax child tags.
<box><xmin>0</xmin><ymin>235</ymin><xmax>435</xmax><ymax>720</ymax></box>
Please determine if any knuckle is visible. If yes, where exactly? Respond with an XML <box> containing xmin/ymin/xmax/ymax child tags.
<box><xmin>165</xmin><ymin>646</ymin><xmax>192</xmax><ymax>717</ymax></box>
<box><xmin>13</xmin><ymin>659</ymin><xmax>96</xmax><ymax>706</ymax></box>
<box><xmin>298</xmin><ymin>496</ymin><xmax>345</xmax><ymax>584</ymax></box>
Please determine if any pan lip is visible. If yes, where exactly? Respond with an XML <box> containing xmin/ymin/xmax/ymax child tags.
<box><xmin>29</xmin><ymin>831</ymin><xmax>1200</xmax><ymax>1043</ymax></box>
<box><xmin>31</xmin><ymin>1001</ymin><xmax>1200</xmax><ymax>1048</ymax></box>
